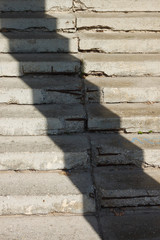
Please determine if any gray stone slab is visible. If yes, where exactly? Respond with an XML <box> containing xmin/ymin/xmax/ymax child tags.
<box><xmin>0</xmin><ymin>215</ymin><xmax>101</xmax><ymax>240</ymax></box>
<box><xmin>0</xmin><ymin>32</ymin><xmax>78</xmax><ymax>53</ymax></box>
<box><xmin>0</xmin><ymin>104</ymin><xmax>86</xmax><ymax>135</ymax></box>
<box><xmin>0</xmin><ymin>171</ymin><xmax>95</xmax><ymax>214</ymax></box>
<box><xmin>0</xmin><ymin>75</ymin><xmax>82</xmax><ymax>104</ymax></box>
<box><xmin>100</xmin><ymin>209</ymin><xmax>160</xmax><ymax>240</ymax></box>
<box><xmin>0</xmin><ymin>53</ymin><xmax>80</xmax><ymax>76</ymax></box>
<box><xmin>90</xmin><ymin>133</ymin><xmax>160</xmax><ymax>167</ymax></box>
<box><xmin>94</xmin><ymin>166</ymin><xmax>160</xmax><ymax>207</ymax></box>
<box><xmin>0</xmin><ymin>12</ymin><xmax>75</xmax><ymax>31</ymax></box>
<box><xmin>0</xmin><ymin>135</ymin><xmax>89</xmax><ymax>170</ymax></box>
<box><xmin>81</xmin><ymin>53</ymin><xmax>160</xmax><ymax>76</ymax></box>
<box><xmin>85</xmin><ymin>76</ymin><xmax>160</xmax><ymax>103</ymax></box>
<box><xmin>75</xmin><ymin>0</ymin><xmax>160</xmax><ymax>12</ymax></box>
<box><xmin>77</xmin><ymin>13</ymin><xmax>160</xmax><ymax>31</ymax></box>
<box><xmin>87</xmin><ymin>103</ymin><xmax>160</xmax><ymax>132</ymax></box>
<box><xmin>0</xmin><ymin>0</ymin><xmax>72</xmax><ymax>11</ymax></box>
<box><xmin>79</xmin><ymin>32</ymin><xmax>160</xmax><ymax>53</ymax></box>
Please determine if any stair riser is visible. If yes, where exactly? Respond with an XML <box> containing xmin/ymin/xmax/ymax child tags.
<box><xmin>1</xmin><ymin>89</ymin><xmax>82</xmax><ymax>104</ymax></box>
<box><xmin>0</xmin><ymin>61</ymin><xmax>80</xmax><ymax>76</ymax></box>
<box><xmin>86</xmin><ymin>88</ymin><xmax>160</xmax><ymax>103</ymax></box>
<box><xmin>0</xmin><ymin>0</ymin><xmax>72</xmax><ymax>12</ymax></box>
<box><xmin>77</xmin><ymin>13</ymin><xmax>160</xmax><ymax>31</ymax></box>
<box><xmin>0</xmin><ymin>38</ymin><xmax>78</xmax><ymax>53</ymax></box>
<box><xmin>0</xmin><ymin>16</ymin><xmax>75</xmax><ymax>31</ymax></box>
<box><xmin>80</xmin><ymin>39</ymin><xmax>160</xmax><ymax>53</ymax></box>
<box><xmin>0</xmin><ymin>119</ymin><xmax>85</xmax><ymax>135</ymax></box>
<box><xmin>74</xmin><ymin>0</ymin><xmax>160</xmax><ymax>12</ymax></box>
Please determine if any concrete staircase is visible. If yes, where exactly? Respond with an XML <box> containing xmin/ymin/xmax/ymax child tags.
<box><xmin>0</xmin><ymin>1</ymin><xmax>160</xmax><ymax>239</ymax></box>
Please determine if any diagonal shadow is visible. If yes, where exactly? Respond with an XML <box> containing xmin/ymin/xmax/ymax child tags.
<box><xmin>0</xmin><ymin>1</ymin><xmax>160</xmax><ymax>239</ymax></box>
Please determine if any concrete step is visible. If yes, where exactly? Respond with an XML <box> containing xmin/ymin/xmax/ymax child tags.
<box><xmin>87</xmin><ymin>103</ymin><xmax>160</xmax><ymax>132</ymax></box>
<box><xmin>0</xmin><ymin>75</ymin><xmax>82</xmax><ymax>104</ymax></box>
<box><xmin>79</xmin><ymin>32</ymin><xmax>160</xmax><ymax>53</ymax></box>
<box><xmin>0</xmin><ymin>32</ymin><xmax>78</xmax><ymax>53</ymax></box>
<box><xmin>0</xmin><ymin>0</ymin><xmax>72</xmax><ymax>12</ymax></box>
<box><xmin>0</xmin><ymin>104</ymin><xmax>86</xmax><ymax>135</ymax></box>
<box><xmin>82</xmin><ymin>53</ymin><xmax>160</xmax><ymax>76</ymax></box>
<box><xmin>100</xmin><ymin>209</ymin><xmax>160</xmax><ymax>240</ymax></box>
<box><xmin>0</xmin><ymin>171</ymin><xmax>95</xmax><ymax>215</ymax></box>
<box><xmin>0</xmin><ymin>215</ymin><xmax>100</xmax><ymax>240</ymax></box>
<box><xmin>85</xmin><ymin>76</ymin><xmax>160</xmax><ymax>103</ymax></box>
<box><xmin>94</xmin><ymin>166</ymin><xmax>160</xmax><ymax>207</ymax></box>
<box><xmin>75</xmin><ymin>0</ymin><xmax>160</xmax><ymax>12</ymax></box>
<box><xmin>77</xmin><ymin>13</ymin><xmax>160</xmax><ymax>31</ymax></box>
<box><xmin>0</xmin><ymin>54</ymin><xmax>80</xmax><ymax>76</ymax></box>
<box><xmin>91</xmin><ymin>133</ymin><xmax>160</xmax><ymax>168</ymax></box>
<box><xmin>0</xmin><ymin>135</ymin><xmax>89</xmax><ymax>170</ymax></box>
<box><xmin>0</xmin><ymin>12</ymin><xmax>75</xmax><ymax>31</ymax></box>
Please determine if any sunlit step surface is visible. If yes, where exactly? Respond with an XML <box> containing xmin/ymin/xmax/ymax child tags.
<box><xmin>0</xmin><ymin>171</ymin><xmax>95</xmax><ymax>215</ymax></box>
<box><xmin>79</xmin><ymin>32</ymin><xmax>160</xmax><ymax>53</ymax></box>
<box><xmin>87</xmin><ymin>103</ymin><xmax>160</xmax><ymax>132</ymax></box>
<box><xmin>85</xmin><ymin>76</ymin><xmax>160</xmax><ymax>103</ymax></box>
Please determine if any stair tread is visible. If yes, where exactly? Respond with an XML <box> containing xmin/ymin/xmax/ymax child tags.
<box><xmin>87</xmin><ymin>102</ymin><xmax>160</xmax><ymax>132</ymax></box>
<box><xmin>100</xmin><ymin>209</ymin><xmax>160</xmax><ymax>240</ymax></box>
<box><xmin>0</xmin><ymin>171</ymin><xmax>95</xmax><ymax>214</ymax></box>
<box><xmin>0</xmin><ymin>134</ymin><xmax>89</xmax><ymax>170</ymax></box>
<box><xmin>0</xmin><ymin>215</ymin><xmax>100</xmax><ymax>240</ymax></box>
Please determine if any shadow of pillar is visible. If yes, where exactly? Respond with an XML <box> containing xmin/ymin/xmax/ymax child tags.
<box><xmin>0</xmin><ymin>1</ymin><xmax>160</xmax><ymax>239</ymax></box>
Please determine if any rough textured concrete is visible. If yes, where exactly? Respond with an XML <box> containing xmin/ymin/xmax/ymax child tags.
<box><xmin>90</xmin><ymin>133</ymin><xmax>160</xmax><ymax>167</ymax></box>
<box><xmin>100</xmin><ymin>209</ymin><xmax>160</xmax><ymax>240</ymax></box>
<box><xmin>79</xmin><ymin>33</ymin><xmax>160</xmax><ymax>53</ymax></box>
<box><xmin>82</xmin><ymin>53</ymin><xmax>160</xmax><ymax>76</ymax></box>
<box><xmin>77</xmin><ymin>13</ymin><xmax>160</xmax><ymax>31</ymax></box>
<box><xmin>87</xmin><ymin>103</ymin><xmax>160</xmax><ymax>132</ymax></box>
<box><xmin>85</xmin><ymin>76</ymin><xmax>160</xmax><ymax>103</ymax></box>
<box><xmin>0</xmin><ymin>0</ymin><xmax>72</xmax><ymax>12</ymax></box>
<box><xmin>0</xmin><ymin>33</ymin><xmax>78</xmax><ymax>53</ymax></box>
<box><xmin>0</xmin><ymin>135</ymin><xmax>89</xmax><ymax>170</ymax></box>
<box><xmin>0</xmin><ymin>216</ymin><xmax>101</xmax><ymax>240</ymax></box>
<box><xmin>0</xmin><ymin>75</ymin><xmax>82</xmax><ymax>104</ymax></box>
<box><xmin>0</xmin><ymin>171</ymin><xmax>95</xmax><ymax>214</ymax></box>
<box><xmin>0</xmin><ymin>12</ymin><xmax>75</xmax><ymax>31</ymax></box>
<box><xmin>74</xmin><ymin>0</ymin><xmax>160</xmax><ymax>12</ymax></box>
<box><xmin>94</xmin><ymin>167</ymin><xmax>160</xmax><ymax>207</ymax></box>
<box><xmin>0</xmin><ymin>53</ymin><xmax>80</xmax><ymax>76</ymax></box>
<box><xmin>0</xmin><ymin>104</ymin><xmax>86</xmax><ymax>135</ymax></box>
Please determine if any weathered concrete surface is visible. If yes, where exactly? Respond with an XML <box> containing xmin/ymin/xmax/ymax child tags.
<box><xmin>0</xmin><ymin>104</ymin><xmax>86</xmax><ymax>135</ymax></box>
<box><xmin>0</xmin><ymin>216</ymin><xmax>101</xmax><ymax>240</ymax></box>
<box><xmin>0</xmin><ymin>0</ymin><xmax>72</xmax><ymax>12</ymax></box>
<box><xmin>0</xmin><ymin>75</ymin><xmax>82</xmax><ymax>104</ymax></box>
<box><xmin>0</xmin><ymin>135</ymin><xmax>89</xmax><ymax>170</ymax></box>
<box><xmin>82</xmin><ymin>53</ymin><xmax>160</xmax><ymax>76</ymax></box>
<box><xmin>85</xmin><ymin>76</ymin><xmax>160</xmax><ymax>103</ymax></box>
<box><xmin>0</xmin><ymin>12</ymin><xmax>75</xmax><ymax>31</ymax></box>
<box><xmin>0</xmin><ymin>33</ymin><xmax>78</xmax><ymax>53</ymax></box>
<box><xmin>100</xmin><ymin>209</ymin><xmax>160</xmax><ymax>240</ymax></box>
<box><xmin>77</xmin><ymin>13</ymin><xmax>160</xmax><ymax>31</ymax></box>
<box><xmin>94</xmin><ymin>167</ymin><xmax>160</xmax><ymax>207</ymax></box>
<box><xmin>79</xmin><ymin>33</ymin><xmax>160</xmax><ymax>53</ymax></box>
<box><xmin>74</xmin><ymin>0</ymin><xmax>160</xmax><ymax>12</ymax></box>
<box><xmin>90</xmin><ymin>133</ymin><xmax>160</xmax><ymax>167</ymax></box>
<box><xmin>0</xmin><ymin>171</ymin><xmax>95</xmax><ymax>214</ymax></box>
<box><xmin>0</xmin><ymin>54</ymin><xmax>80</xmax><ymax>76</ymax></box>
<box><xmin>87</xmin><ymin>103</ymin><xmax>160</xmax><ymax>132</ymax></box>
